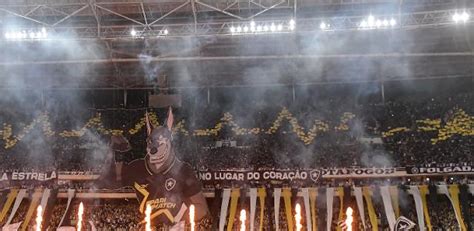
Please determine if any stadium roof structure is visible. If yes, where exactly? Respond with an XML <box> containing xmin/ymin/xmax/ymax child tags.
<box><xmin>0</xmin><ymin>0</ymin><xmax>473</xmax><ymax>89</ymax></box>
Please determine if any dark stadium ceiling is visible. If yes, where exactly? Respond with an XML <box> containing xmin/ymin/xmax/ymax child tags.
<box><xmin>0</xmin><ymin>0</ymin><xmax>473</xmax><ymax>89</ymax></box>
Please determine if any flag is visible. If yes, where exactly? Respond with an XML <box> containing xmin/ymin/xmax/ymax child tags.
<box><xmin>2</xmin><ymin>222</ymin><xmax>22</xmax><ymax>231</ymax></box>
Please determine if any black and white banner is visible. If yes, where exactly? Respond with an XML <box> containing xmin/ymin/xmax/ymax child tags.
<box><xmin>318</xmin><ymin>167</ymin><xmax>401</xmax><ymax>178</ymax></box>
<box><xmin>0</xmin><ymin>171</ymin><xmax>57</xmax><ymax>182</ymax></box>
<box><xmin>198</xmin><ymin>167</ymin><xmax>402</xmax><ymax>185</ymax></box>
<box><xmin>198</xmin><ymin>169</ymin><xmax>320</xmax><ymax>185</ymax></box>
<box><xmin>407</xmin><ymin>164</ymin><xmax>474</xmax><ymax>174</ymax></box>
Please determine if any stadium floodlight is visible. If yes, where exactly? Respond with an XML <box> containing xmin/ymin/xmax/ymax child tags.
<box><xmin>289</xmin><ymin>19</ymin><xmax>295</xmax><ymax>30</ymax></box>
<box><xmin>453</xmin><ymin>11</ymin><xmax>470</xmax><ymax>23</ymax></box>
<box><xmin>320</xmin><ymin>22</ymin><xmax>329</xmax><ymax>30</ymax></box>
<box><xmin>390</xmin><ymin>18</ymin><xmax>396</xmax><ymax>26</ymax></box>
<box><xmin>130</xmin><ymin>29</ymin><xmax>137</xmax><ymax>36</ymax></box>
<box><xmin>229</xmin><ymin>20</ymin><xmax>295</xmax><ymax>35</ymax></box>
<box><xmin>375</xmin><ymin>20</ymin><xmax>382</xmax><ymax>27</ymax></box>
<box><xmin>163</xmin><ymin>29</ymin><xmax>169</xmax><ymax>35</ymax></box>
<box><xmin>367</xmin><ymin>15</ymin><xmax>375</xmax><ymax>27</ymax></box>
<box><xmin>270</xmin><ymin>23</ymin><xmax>276</xmax><ymax>32</ymax></box>
<box><xmin>359</xmin><ymin>15</ymin><xmax>396</xmax><ymax>29</ymax></box>
<box><xmin>1</xmin><ymin>28</ymin><xmax>50</xmax><ymax>40</ymax></box>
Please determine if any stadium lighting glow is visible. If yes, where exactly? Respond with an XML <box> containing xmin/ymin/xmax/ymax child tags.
<box><xmin>359</xmin><ymin>15</ymin><xmax>396</xmax><ymax>29</ymax></box>
<box><xmin>367</xmin><ymin>15</ymin><xmax>375</xmax><ymax>27</ymax></box>
<box><xmin>375</xmin><ymin>20</ymin><xmax>382</xmax><ymax>27</ymax></box>
<box><xmin>289</xmin><ymin>19</ymin><xmax>296</xmax><ymax>30</ymax></box>
<box><xmin>320</xmin><ymin>22</ymin><xmax>329</xmax><ymax>30</ymax></box>
<box><xmin>230</xmin><ymin>20</ymin><xmax>295</xmax><ymax>35</ymax></box>
<box><xmin>452</xmin><ymin>11</ymin><xmax>470</xmax><ymax>23</ymax></box>
<box><xmin>270</xmin><ymin>23</ymin><xmax>276</xmax><ymax>31</ymax></box>
<box><xmin>163</xmin><ymin>29</ymin><xmax>169</xmax><ymax>35</ymax></box>
<box><xmin>390</xmin><ymin>18</ymin><xmax>396</xmax><ymax>26</ymax></box>
<box><xmin>4</xmin><ymin>28</ymin><xmax>47</xmax><ymax>40</ymax></box>
<box><xmin>130</xmin><ymin>29</ymin><xmax>137</xmax><ymax>36</ymax></box>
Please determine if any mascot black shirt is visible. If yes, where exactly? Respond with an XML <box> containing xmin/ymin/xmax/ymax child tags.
<box><xmin>120</xmin><ymin>158</ymin><xmax>202</xmax><ymax>225</ymax></box>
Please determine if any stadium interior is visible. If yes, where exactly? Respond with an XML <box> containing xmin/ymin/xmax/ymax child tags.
<box><xmin>0</xmin><ymin>0</ymin><xmax>473</xmax><ymax>230</ymax></box>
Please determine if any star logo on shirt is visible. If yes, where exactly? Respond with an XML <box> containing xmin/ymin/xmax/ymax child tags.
<box><xmin>165</xmin><ymin>178</ymin><xmax>176</xmax><ymax>191</ymax></box>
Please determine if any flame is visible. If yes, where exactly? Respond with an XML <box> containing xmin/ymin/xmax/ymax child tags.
<box><xmin>239</xmin><ymin>209</ymin><xmax>246</xmax><ymax>231</ymax></box>
<box><xmin>77</xmin><ymin>202</ymin><xmax>84</xmax><ymax>231</ymax></box>
<box><xmin>345</xmin><ymin>207</ymin><xmax>353</xmax><ymax>231</ymax></box>
<box><xmin>35</xmin><ymin>205</ymin><xmax>42</xmax><ymax>231</ymax></box>
<box><xmin>145</xmin><ymin>204</ymin><xmax>152</xmax><ymax>231</ymax></box>
<box><xmin>295</xmin><ymin>203</ymin><xmax>302</xmax><ymax>231</ymax></box>
<box><xmin>190</xmin><ymin>204</ymin><xmax>195</xmax><ymax>231</ymax></box>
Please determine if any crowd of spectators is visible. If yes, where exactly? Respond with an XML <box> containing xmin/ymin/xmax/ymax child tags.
<box><xmin>46</xmin><ymin>200</ymin><xmax>141</xmax><ymax>230</ymax></box>
<box><xmin>0</xmin><ymin>83</ymin><xmax>474</xmax><ymax>230</ymax></box>
<box><xmin>0</xmin><ymin>186</ymin><xmax>472</xmax><ymax>230</ymax></box>
<box><xmin>0</xmin><ymin>88</ymin><xmax>472</xmax><ymax>172</ymax></box>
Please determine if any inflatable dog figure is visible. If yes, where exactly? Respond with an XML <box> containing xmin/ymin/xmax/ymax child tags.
<box><xmin>105</xmin><ymin>108</ymin><xmax>211</xmax><ymax>230</ymax></box>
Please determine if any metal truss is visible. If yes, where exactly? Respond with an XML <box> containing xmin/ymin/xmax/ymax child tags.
<box><xmin>0</xmin><ymin>0</ymin><xmax>472</xmax><ymax>40</ymax></box>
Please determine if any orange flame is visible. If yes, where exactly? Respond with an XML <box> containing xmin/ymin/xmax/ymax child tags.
<box><xmin>35</xmin><ymin>205</ymin><xmax>42</xmax><ymax>231</ymax></box>
<box><xmin>239</xmin><ymin>209</ymin><xmax>246</xmax><ymax>231</ymax></box>
<box><xmin>190</xmin><ymin>204</ymin><xmax>195</xmax><ymax>231</ymax></box>
<box><xmin>77</xmin><ymin>202</ymin><xmax>84</xmax><ymax>231</ymax></box>
<box><xmin>345</xmin><ymin>207</ymin><xmax>353</xmax><ymax>231</ymax></box>
<box><xmin>145</xmin><ymin>204</ymin><xmax>152</xmax><ymax>231</ymax></box>
<box><xmin>295</xmin><ymin>203</ymin><xmax>302</xmax><ymax>231</ymax></box>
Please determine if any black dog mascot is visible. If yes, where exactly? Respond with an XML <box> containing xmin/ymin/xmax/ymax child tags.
<box><xmin>101</xmin><ymin>108</ymin><xmax>210</xmax><ymax>230</ymax></box>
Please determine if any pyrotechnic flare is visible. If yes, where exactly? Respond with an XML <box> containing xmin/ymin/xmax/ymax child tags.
<box><xmin>239</xmin><ymin>209</ymin><xmax>246</xmax><ymax>231</ymax></box>
<box><xmin>295</xmin><ymin>203</ymin><xmax>302</xmax><ymax>231</ymax></box>
<box><xmin>35</xmin><ymin>205</ymin><xmax>42</xmax><ymax>231</ymax></box>
<box><xmin>77</xmin><ymin>202</ymin><xmax>84</xmax><ymax>231</ymax></box>
<box><xmin>145</xmin><ymin>204</ymin><xmax>152</xmax><ymax>231</ymax></box>
<box><xmin>345</xmin><ymin>207</ymin><xmax>353</xmax><ymax>231</ymax></box>
<box><xmin>190</xmin><ymin>204</ymin><xmax>195</xmax><ymax>231</ymax></box>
